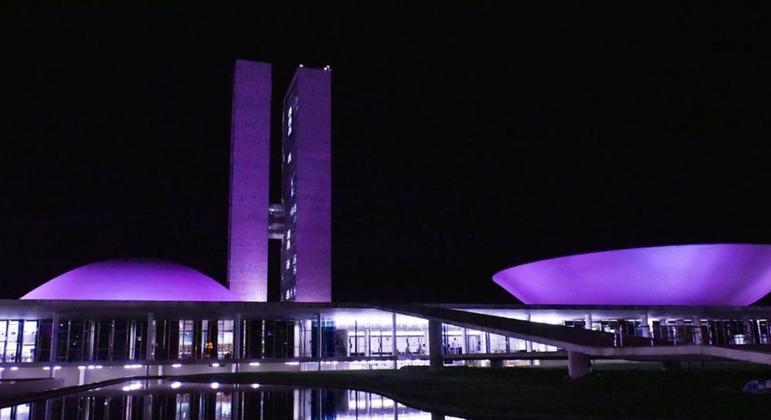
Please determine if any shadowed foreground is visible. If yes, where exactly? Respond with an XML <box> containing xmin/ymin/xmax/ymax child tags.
<box><xmin>173</xmin><ymin>364</ymin><xmax>771</xmax><ymax>419</ymax></box>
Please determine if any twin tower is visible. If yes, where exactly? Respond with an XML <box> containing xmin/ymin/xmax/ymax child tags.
<box><xmin>227</xmin><ymin>60</ymin><xmax>331</xmax><ymax>302</ymax></box>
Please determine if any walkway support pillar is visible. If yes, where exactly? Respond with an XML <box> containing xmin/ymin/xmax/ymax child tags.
<box><xmin>640</xmin><ymin>313</ymin><xmax>650</xmax><ymax>338</ymax></box>
<box><xmin>428</xmin><ymin>320</ymin><xmax>443</xmax><ymax>372</ymax></box>
<box><xmin>567</xmin><ymin>351</ymin><xmax>591</xmax><ymax>379</ymax></box>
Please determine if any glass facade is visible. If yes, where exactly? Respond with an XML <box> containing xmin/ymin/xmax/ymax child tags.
<box><xmin>1</xmin><ymin>310</ymin><xmax>771</xmax><ymax>368</ymax></box>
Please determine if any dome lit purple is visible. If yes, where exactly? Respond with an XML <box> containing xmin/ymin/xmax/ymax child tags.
<box><xmin>21</xmin><ymin>259</ymin><xmax>237</xmax><ymax>301</ymax></box>
<box><xmin>493</xmin><ymin>244</ymin><xmax>771</xmax><ymax>306</ymax></box>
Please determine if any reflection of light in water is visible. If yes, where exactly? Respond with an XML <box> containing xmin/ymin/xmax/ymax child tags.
<box><xmin>20</xmin><ymin>383</ymin><xmax>444</xmax><ymax>419</ymax></box>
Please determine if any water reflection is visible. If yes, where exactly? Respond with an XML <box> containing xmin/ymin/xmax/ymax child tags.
<box><xmin>2</xmin><ymin>382</ymin><xmax>457</xmax><ymax>419</ymax></box>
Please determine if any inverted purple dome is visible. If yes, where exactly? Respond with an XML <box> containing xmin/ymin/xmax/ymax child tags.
<box><xmin>493</xmin><ymin>244</ymin><xmax>771</xmax><ymax>306</ymax></box>
<box><xmin>21</xmin><ymin>259</ymin><xmax>237</xmax><ymax>301</ymax></box>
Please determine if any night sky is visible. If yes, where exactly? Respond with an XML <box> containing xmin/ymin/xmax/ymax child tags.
<box><xmin>2</xmin><ymin>3</ymin><xmax>771</xmax><ymax>303</ymax></box>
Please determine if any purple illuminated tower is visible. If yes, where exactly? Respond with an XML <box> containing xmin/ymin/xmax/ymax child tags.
<box><xmin>280</xmin><ymin>67</ymin><xmax>332</xmax><ymax>302</ymax></box>
<box><xmin>227</xmin><ymin>60</ymin><xmax>272</xmax><ymax>302</ymax></box>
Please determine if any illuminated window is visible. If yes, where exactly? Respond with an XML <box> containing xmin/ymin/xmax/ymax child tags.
<box><xmin>289</xmin><ymin>203</ymin><xmax>297</xmax><ymax>217</ymax></box>
<box><xmin>217</xmin><ymin>320</ymin><xmax>234</xmax><ymax>359</ymax></box>
<box><xmin>286</xmin><ymin>229</ymin><xmax>291</xmax><ymax>240</ymax></box>
<box><xmin>285</xmin><ymin>259</ymin><xmax>290</xmax><ymax>270</ymax></box>
<box><xmin>287</xmin><ymin>152</ymin><xmax>292</xmax><ymax>164</ymax></box>
<box><xmin>286</xmin><ymin>239</ymin><xmax>291</xmax><ymax>250</ymax></box>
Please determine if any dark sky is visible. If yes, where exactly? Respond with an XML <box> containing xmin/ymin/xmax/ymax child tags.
<box><xmin>2</xmin><ymin>3</ymin><xmax>771</xmax><ymax>303</ymax></box>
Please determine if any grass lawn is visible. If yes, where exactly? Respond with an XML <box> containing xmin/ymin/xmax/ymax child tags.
<box><xmin>173</xmin><ymin>363</ymin><xmax>771</xmax><ymax>418</ymax></box>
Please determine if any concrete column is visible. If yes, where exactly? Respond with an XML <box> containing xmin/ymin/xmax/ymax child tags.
<box><xmin>525</xmin><ymin>313</ymin><xmax>534</xmax><ymax>366</ymax></box>
<box><xmin>146</xmin><ymin>313</ymin><xmax>155</xmax><ymax>362</ymax></box>
<box><xmin>233</xmin><ymin>313</ymin><xmax>242</xmax><ymax>373</ymax></box>
<box><xmin>49</xmin><ymin>313</ymin><xmax>59</xmax><ymax>364</ymax></box>
<box><xmin>691</xmin><ymin>315</ymin><xmax>702</xmax><ymax>344</ymax></box>
<box><xmin>640</xmin><ymin>313</ymin><xmax>650</xmax><ymax>338</ymax></box>
<box><xmin>428</xmin><ymin>320</ymin><xmax>443</xmax><ymax>372</ymax></box>
<box><xmin>584</xmin><ymin>313</ymin><xmax>593</xmax><ymax>330</ymax></box>
<box><xmin>392</xmin><ymin>312</ymin><xmax>398</xmax><ymax>369</ymax></box>
<box><xmin>365</xmin><ymin>327</ymin><xmax>370</xmax><ymax>357</ymax></box>
<box><xmin>316</xmin><ymin>313</ymin><xmax>322</xmax><ymax>371</ymax></box>
<box><xmin>567</xmin><ymin>351</ymin><xmax>591</xmax><ymax>379</ymax></box>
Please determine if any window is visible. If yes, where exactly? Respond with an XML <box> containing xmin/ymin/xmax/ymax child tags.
<box><xmin>5</xmin><ymin>321</ymin><xmax>19</xmax><ymax>362</ymax></box>
<box><xmin>286</xmin><ymin>238</ymin><xmax>291</xmax><ymax>250</ymax></box>
<box><xmin>21</xmin><ymin>321</ymin><xmax>37</xmax><ymax>362</ymax></box>
<box><xmin>287</xmin><ymin>152</ymin><xmax>292</xmax><ymax>164</ymax></box>
<box><xmin>217</xmin><ymin>320</ymin><xmax>234</xmax><ymax>359</ymax></box>
<box><xmin>289</xmin><ymin>203</ymin><xmax>297</xmax><ymax>217</ymax></box>
<box><xmin>179</xmin><ymin>320</ymin><xmax>194</xmax><ymax>359</ymax></box>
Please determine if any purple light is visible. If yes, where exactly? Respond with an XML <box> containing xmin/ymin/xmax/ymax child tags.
<box><xmin>21</xmin><ymin>259</ymin><xmax>237</xmax><ymax>301</ymax></box>
<box><xmin>227</xmin><ymin>59</ymin><xmax>272</xmax><ymax>302</ymax></box>
<box><xmin>493</xmin><ymin>244</ymin><xmax>771</xmax><ymax>306</ymax></box>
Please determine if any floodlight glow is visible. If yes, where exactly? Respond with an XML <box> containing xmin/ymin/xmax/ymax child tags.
<box><xmin>122</xmin><ymin>382</ymin><xmax>142</xmax><ymax>392</ymax></box>
<box><xmin>251</xmin><ymin>383</ymin><xmax>260</xmax><ymax>389</ymax></box>
<box><xmin>170</xmin><ymin>381</ymin><xmax>182</xmax><ymax>389</ymax></box>
<box><xmin>10</xmin><ymin>367</ymin><xmax>18</xmax><ymax>371</ymax></box>
<box><xmin>77</xmin><ymin>366</ymin><xmax>86</xmax><ymax>370</ymax></box>
<box><xmin>171</xmin><ymin>363</ymin><xmax>182</xmax><ymax>368</ymax></box>
<box><xmin>210</xmin><ymin>382</ymin><xmax>220</xmax><ymax>389</ymax></box>
<box><xmin>493</xmin><ymin>244</ymin><xmax>771</xmax><ymax>305</ymax></box>
<box><xmin>248</xmin><ymin>362</ymin><xmax>260</xmax><ymax>366</ymax></box>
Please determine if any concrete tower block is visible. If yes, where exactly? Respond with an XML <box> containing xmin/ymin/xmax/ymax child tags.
<box><xmin>227</xmin><ymin>60</ymin><xmax>272</xmax><ymax>302</ymax></box>
<box><xmin>281</xmin><ymin>67</ymin><xmax>332</xmax><ymax>302</ymax></box>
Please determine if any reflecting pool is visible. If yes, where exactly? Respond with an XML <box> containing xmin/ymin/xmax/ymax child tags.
<box><xmin>1</xmin><ymin>381</ymin><xmax>461</xmax><ymax>419</ymax></box>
